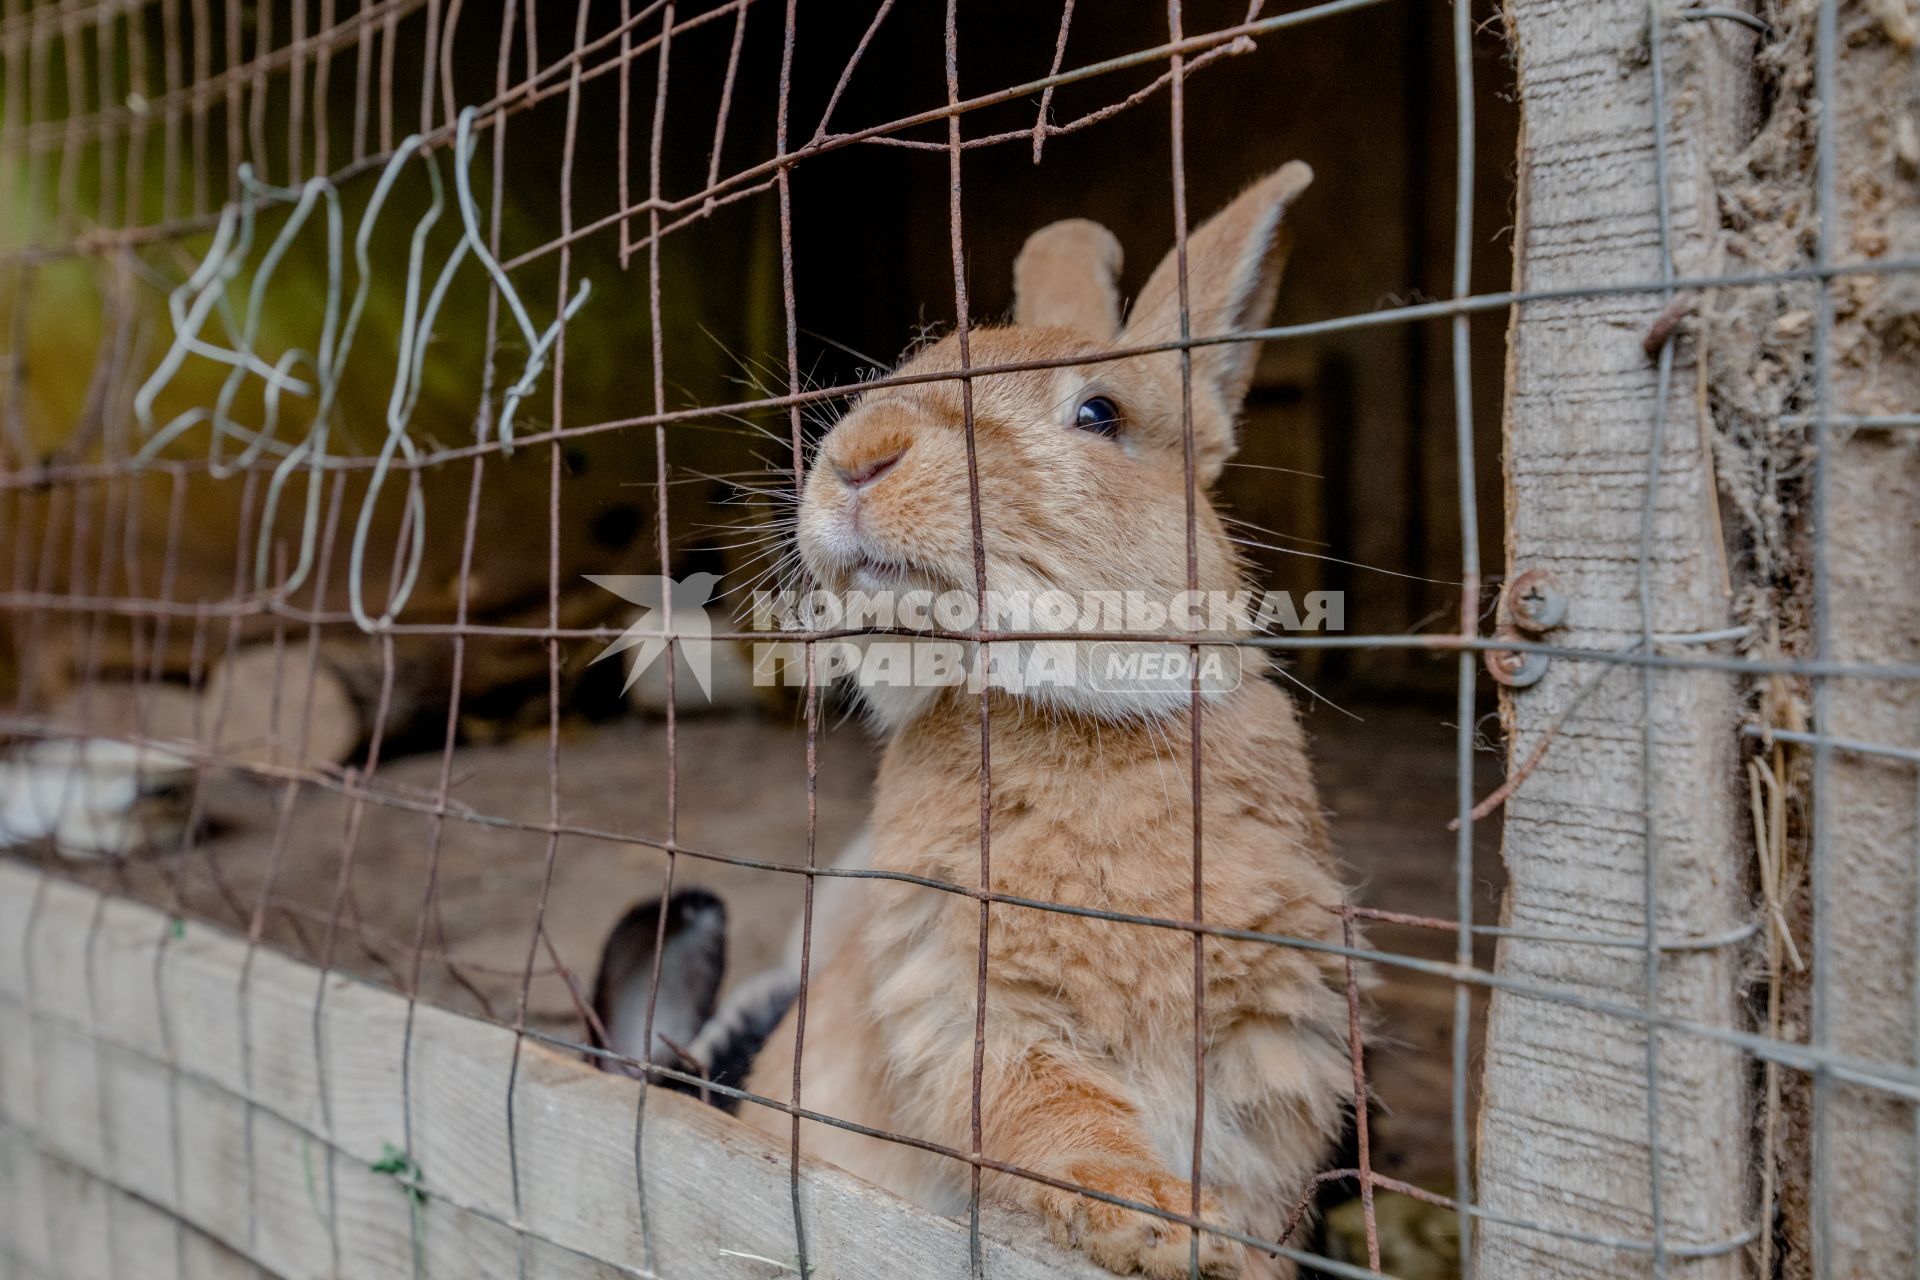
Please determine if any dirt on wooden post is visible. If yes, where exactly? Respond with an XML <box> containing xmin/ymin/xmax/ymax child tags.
<box><xmin>1794</xmin><ymin>2</ymin><xmax>1920</xmax><ymax>1272</ymax></box>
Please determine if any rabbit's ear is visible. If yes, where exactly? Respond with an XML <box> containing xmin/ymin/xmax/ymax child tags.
<box><xmin>590</xmin><ymin>889</ymin><xmax>727</xmax><ymax>1080</ymax></box>
<box><xmin>1013</xmin><ymin>218</ymin><xmax>1125</xmax><ymax>338</ymax></box>
<box><xmin>1121</xmin><ymin>163</ymin><xmax>1313</xmax><ymax>473</ymax></box>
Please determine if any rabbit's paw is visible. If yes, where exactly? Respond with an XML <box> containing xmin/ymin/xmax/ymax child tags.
<box><xmin>1030</xmin><ymin>1157</ymin><xmax>1248</xmax><ymax>1278</ymax></box>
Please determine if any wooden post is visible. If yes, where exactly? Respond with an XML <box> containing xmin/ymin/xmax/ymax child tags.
<box><xmin>1475</xmin><ymin>3</ymin><xmax>1759</xmax><ymax>1273</ymax></box>
<box><xmin>0</xmin><ymin>860</ymin><xmax>1106</xmax><ymax>1280</ymax></box>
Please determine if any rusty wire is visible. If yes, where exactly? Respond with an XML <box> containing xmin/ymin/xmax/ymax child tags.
<box><xmin>0</xmin><ymin>0</ymin><xmax>1912</xmax><ymax>1278</ymax></box>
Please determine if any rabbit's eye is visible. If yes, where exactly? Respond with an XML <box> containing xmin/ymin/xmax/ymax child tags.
<box><xmin>1074</xmin><ymin>396</ymin><xmax>1121</xmax><ymax>437</ymax></box>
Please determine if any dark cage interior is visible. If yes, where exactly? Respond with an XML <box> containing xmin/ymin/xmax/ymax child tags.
<box><xmin>1</xmin><ymin>0</ymin><xmax>1520</xmax><ymax>1273</ymax></box>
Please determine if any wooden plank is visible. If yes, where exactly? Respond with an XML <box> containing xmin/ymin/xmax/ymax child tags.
<box><xmin>1476</xmin><ymin>3</ymin><xmax>1758</xmax><ymax>1275</ymax></box>
<box><xmin>0</xmin><ymin>1119</ymin><xmax>264</xmax><ymax>1280</ymax></box>
<box><xmin>0</xmin><ymin>859</ymin><xmax>1103</xmax><ymax>1279</ymax></box>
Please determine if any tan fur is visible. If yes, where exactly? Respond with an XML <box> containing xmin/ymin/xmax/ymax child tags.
<box><xmin>1014</xmin><ymin>218</ymin><xmax>1125</xmax><ymax>338</ymax></box>
<box><xmin>745</xmin><ymin>165</ymin><xmax>1351</xmax><ymax>1279</ymax></box>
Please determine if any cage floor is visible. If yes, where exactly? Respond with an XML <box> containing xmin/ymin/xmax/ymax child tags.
<box><xmin>36</xmin><ymin>696</ymin><xmax>1501</xmax><ymax>1195</ymax></box>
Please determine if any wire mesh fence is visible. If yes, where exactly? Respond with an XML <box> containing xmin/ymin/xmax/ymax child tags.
<box><xmin>0</xmin><ymin>0</ymin><xmax>1916</xmax><ymax>1277</ymax></box>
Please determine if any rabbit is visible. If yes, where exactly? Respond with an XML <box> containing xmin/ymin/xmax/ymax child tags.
<box><xmin>730</xmin><ymin>162</ymin><xmax>1356</xmax><ymax>1280</ymax></box>
<box><xmin>590</xmin><ymin>887</ymin><xmax>798</xmax><ymax>1110</ymax></box>
<box><xmin>0</xmin><ymin>736</ymin><xmax>197</xmax><ymax>858</ymax></box>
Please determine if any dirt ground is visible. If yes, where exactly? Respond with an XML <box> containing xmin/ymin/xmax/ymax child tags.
<box><xmin>26</xmin><ymin>693</ymin><xmax>1503</xmax><ymax>1196</ymax></box>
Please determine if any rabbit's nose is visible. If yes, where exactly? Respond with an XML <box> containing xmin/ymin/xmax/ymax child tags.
<box><xmin>835</xmin><ymin>447</ymin><xmax>906</xmax><ymax>491</ymax></box>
